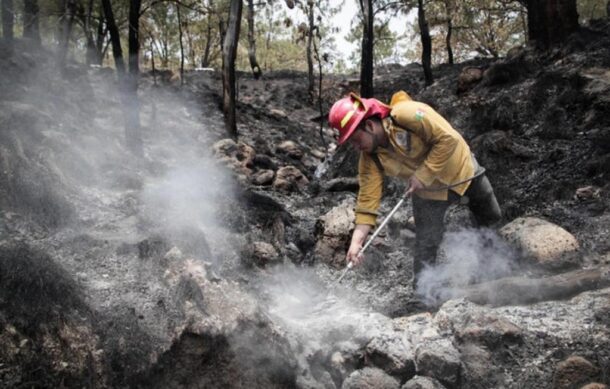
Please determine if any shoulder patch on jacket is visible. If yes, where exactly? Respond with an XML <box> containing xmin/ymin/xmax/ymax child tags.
<box><xmin>415</xmin><ymin>109</ymin><xmax>425</xmax><ymax>121</ymax></box>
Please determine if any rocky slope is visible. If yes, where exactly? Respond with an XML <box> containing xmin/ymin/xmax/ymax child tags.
<box><xmin>0</xmin><ymin>20</ymin><xmax>609</xmax><ymax>389</ymax></box>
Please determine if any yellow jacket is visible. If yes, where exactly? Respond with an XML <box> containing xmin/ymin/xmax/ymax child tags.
<box><xmin>355</xmin><ymin>91</ymin><xmax>475</xmax><ymax>226</ymax></box>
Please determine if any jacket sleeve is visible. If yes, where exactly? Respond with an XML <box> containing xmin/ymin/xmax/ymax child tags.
<box><xmin>355</xmin><ymin>152</ymin><xmax>383</xmax><ymax>226</ymax></box>
<box><xmin>391</xmin><ymin>103</ymin><xmax>459</xmax><ymax>187</ymax></box>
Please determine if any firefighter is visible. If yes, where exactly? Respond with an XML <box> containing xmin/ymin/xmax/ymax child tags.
<box><xmin>328</xmin><ymin>91</ymin><xmax>502</xmax><ymax>291</ymax></box>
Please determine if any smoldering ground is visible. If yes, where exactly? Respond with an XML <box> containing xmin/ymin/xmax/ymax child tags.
<box><xmin>416</xmin><ymin>228</ymin><xmax>520</xmax><ymax>306</ymax></box>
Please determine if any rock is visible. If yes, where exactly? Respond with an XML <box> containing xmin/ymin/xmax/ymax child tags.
<box><xmin>574</xmin><ymin>186</ymin><xmax>601</xmax><ymax>201</ymax></box>
<box><xmin>251</xmin><ymin>169</ymin><xmax>275</xmax><ymax>185</ymax></box>
<box><xmin>314</xmin><ymin>197</ymin><xmax>355</xmax><ymax>267</ymax></box>
<box><xmin>454</xmin><ymin>313</ymin><xmax>522</xmax><ymax>348</ymax></box>
<box><xmin>499</xmin><ymin>217</ymin><xmax>580</xmax><ymax>269</ymax></box>
<box><xmin>250</xmin><ymin>241</ymin><xmax>281</xmax><ymax>267</ymax></box>
<box><xmin>414</xmin><ymin>339</ymin><xmax>461</xmax><ymax>388</ymax></box>
<box><xmin>253</xmin><ymin>154</ymin><xmax>277</xmax><ymax>170</ymax></box>
<box><xmin>273</xmin><ymin>165</ymin><xmax>309</xmax><ymax>192</ymax></box>
<box><xmin>341</xmin><ymin>367</ymin><xmax>401</xmax><ymax>389</ymax></box>
<box><xmin>212</xmin><ymin>138</ymin><xmax>256</xmax><ymax>176</ymax></box>
<box><xmin>402</xmin><ymin>375</ymin><xmax>447</xmax><ymax>389</ymax></box>
<box><xmin>457</xmin><ymin>66</ymin><xmax>484</xmax><ymax>94</ymax></box>
<box><xmin>138</xmin><ymin>236</ymin><xmax>170</xmax><ymax>260</ymax></box>
<box><xmin>580</xmin><ymin>384</ymin><xmax>608</xmax><ymax>389</ymax></box>
<box><xmin>277</xmin><ymin>140</ymin><xmax>304</xmax><ymax>159</ymax></box>
<box><xmin>458</xmin><ymin>343</ymin><xmax>501</xmax><ymax>388</ymax></box>
<box><xmin>270</xmin><ymin>108</ymin><xmax>288</xmax><ymax>118</ymax></box>
<box><xmin>365</xmin><ymin>332</ymin><xmax>416</xmax><ymax>381</ymax></box>
<box><xmin>553</xmin><ymin>356</ymin><xmax>600</xmax><ymax>389</ymax></box>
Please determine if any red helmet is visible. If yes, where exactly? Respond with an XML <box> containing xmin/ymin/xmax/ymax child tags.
<box><xmin>328</xmin><ymin>93</ymin><xmax>391</xmax><ymax>145</ymax></box>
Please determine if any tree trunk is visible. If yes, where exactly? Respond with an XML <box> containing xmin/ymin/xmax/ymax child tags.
<box><xmin>306</xmin><ymin>2</ymin><xmax>315</xmax><ymax>101</ymax></box>
<box><xmin>23</xmin><ymin>0</ymin><xmax>40</xmax><ymax>43</ymax></box>
<box><xmin>126</xmin><ymin>0</ymin><xmax>143</xmax><ymax>155</ymax></box>
<box><xmin>359</xmin><ymin>0</ymin><xmax>374</xmax><ymax>97</ymax></box>
<box><xmin>246</xmin><ymin>0</ymin><xmax>261</xmax><ymax>79</ymax></box>
<box><xmin>58</xmin><ymin>0</ymin><xmax>76</xmax><ymax>68</ymax></box>
<box><xmin>524</xmin><ymin>0</ymin><xmax>579</xmax><ymax>49</ymax></box>
<box><xmin>2</xmin><ymin>0</ymin><xmax>14</xmax><ymax>42</ymax></box>
<box><xmin>177</xmin><ymin>3</ymin><xmax>184</xmax><ymax>85</ymax></box>
<box><xmin>222</xmin><ymin>0</ymin><xmax>242</xmax><ymax>138</ymax></box>
<box><xmin>150</xmin><ymin>39</ymin><xmax>157</xmax><ymax>86</ymax></box>
<box><xmin>418</xmin><ymin>0</ymin><xmax>433</xmax><ymax>86</ymax></box>
<box><xmin>101</xmin><ymin>0</ymin><xmax>125</xmax><ymax>75</ymax></box>
<box><xmin>201</xmin><ymin>21</ymin><xmax>212</xmax><ymax>67</ymax></box>
<box><xmin>184</xmin><ymin>18</ymin><xmax>196</xmax><ymax>69</ymax></box>
<box><xmin>446</xmin><ymin>18</ymin><xmax>453</xmax><ymax>65</ymax></box>
<box><xmin>128</xmin><ymin>0</ymin><xmax>141</xmax><ymax>76</ymax></box>
<box><xmin>96</xmin><ymin>6</ymin><xmax>106</xmax><ymax>64</ymax></box>
<box><xmin>84</xmin><ymin>0</ymin><xmax>97</xmax><ymax>64</ymax></box>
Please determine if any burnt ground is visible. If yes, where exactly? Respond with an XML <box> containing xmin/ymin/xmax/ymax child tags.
<box><xmin>0</xmin><ymin>19</ymin><xmax>609</xmax><ymax>389</ymax></box>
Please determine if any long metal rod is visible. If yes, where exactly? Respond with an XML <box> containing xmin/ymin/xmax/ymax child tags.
<box><xmin>335</xmin><ymin>193</ymin><xmax>409</xmax><ymax>285</ymax></box>
<box><xmin>334</xmin><ymin>168</ymin><xmax>487</xmax><ymax>285</ymax></box>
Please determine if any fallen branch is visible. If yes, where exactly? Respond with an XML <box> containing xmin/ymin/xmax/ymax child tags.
<box><xmin>458</xmin><ymin>266</ymin><xmax>610</xmax><ymax>307</ymax></box>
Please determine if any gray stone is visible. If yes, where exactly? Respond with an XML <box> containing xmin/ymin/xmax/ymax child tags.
<box><xmin>365</xmin><ymin>331</ymin><xmax>416</xmax><ymax>380</ymax></box>
<box><xmin>414</xmin><ymin>339</ymin><xmax>461</xmax><ymax>388</ymax></box>
<box><xmin>341</xmin><ymin>367</ymin><xmax>401</xmax><ymax>389</ymax></box>
<box><xmin>402</xmin><ymin>375</ymin><xmax>447</xmax><ymax>389</ymax></box>
<box><xmin>251</xmin><ymin>241</ymin><xmax>281</xmax><ymax>267</ymax></box>
<box><xmin>314</xmin><ymin>198</ymin><xmax>355</xmax><ymax>267</ymax></box>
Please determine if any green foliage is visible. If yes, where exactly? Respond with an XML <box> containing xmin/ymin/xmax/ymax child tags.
<box><xmin>577</xmin><ymin>0</ymin><xmax>607</xmax><ymax>22</ymax></box>
<box><xmin>405</xmin><ymin>0</ymin><xmax>526</xmax><ymax>64</ymax></box>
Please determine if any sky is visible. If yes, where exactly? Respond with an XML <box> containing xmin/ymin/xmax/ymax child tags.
<box><xmin>331</xmin><ymin>0</ymin><xmax>414</xmax><ymax>65</ymax></box>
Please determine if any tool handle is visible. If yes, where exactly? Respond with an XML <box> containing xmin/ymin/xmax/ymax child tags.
<box><xmin>358</xmin><ymin>193</ymin><xmax>409</xmax><ymax>256</ymax></box>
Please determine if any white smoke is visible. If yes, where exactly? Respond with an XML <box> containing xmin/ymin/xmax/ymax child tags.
<box><xmin>416</xmin><ymin>228</ymin><xmax>519</xmax><ymax>306</ymax></box>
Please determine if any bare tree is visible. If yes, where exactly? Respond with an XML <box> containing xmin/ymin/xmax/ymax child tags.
<box><xmin>23</xmin><ymin>0</ymin><xmax>40</xmax><ymax>43</ymax></box>
<box><xmin>58</xmin><ymin>0</ymin><xmax>77</xmax><ymax>67</ymax></box>
<box><xmin>2</xmin><ymin>0</ymin><xmax>14</xmax><ymax>44</ymax></box>
<box><xmin>417</xmin><ymin>0</ymin><xmax>433</xmax><ymax>86</ymax></box>
<box><xmin>126</xmin><ymin>0</ymin><xmax>143</xmax><ymax>154</ymax></box>
<box><xmin>177</xmin><ymin>3</ymin><xmax>185</xmax><ymax>84</ymax></box>
<box><xmin>306</xmin><ymin>2</ymin><xmax>315</xmax><ymax>101</ymax></box>
<box><xmin>222</xmin><ymin>0</ymin><xmax>242</xmax><ymax>138</ymax></box>
<box><xmin>246</xmin><ymin>0</ymin><xmax>262</xmax><ymax>79</ymax></box>
<box><xmin>518</xmin><ymin>0</ymin><xmax>578</xmax><ymax>49</ymax></box>
<box><xmin>101</xmin><ymin>0</ymin><xmax>125</xmax><ymax>76</ymax></box>
<box><xmin>359</xmin><ymin>0</ymin><xmax>374</xmax><ymax>97</ymax></box>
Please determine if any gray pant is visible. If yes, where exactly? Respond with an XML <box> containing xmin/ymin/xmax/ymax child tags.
<box><xmin>412</xmin><ymin>171</ymin><xmax>502</xmax><ymax>277</ymax></box>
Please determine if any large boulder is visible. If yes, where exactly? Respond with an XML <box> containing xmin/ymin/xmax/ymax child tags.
<box><xmin>499</xmin><ymin>217</ymin><xmax>580</xmax><ymax>270</ymax></box>
<box><xmin>341</xmin><ymin>367</ymin><xmax>401</xmax><ymax>389</ymax></box>
<box><xmin>314</xmin><ymin>197</ymin><xmax>355</xmax><ymax>267</ymax></box>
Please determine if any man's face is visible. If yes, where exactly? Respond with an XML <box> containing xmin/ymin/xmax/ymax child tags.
<box><xmin>348</xmin><ymin>121</ymin><xmax>375</xmax><ymax>153</ymax></box>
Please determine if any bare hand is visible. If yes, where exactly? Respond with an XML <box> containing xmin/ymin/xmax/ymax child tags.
<box><xmin>406</xmin><ymin>175</ymin><xmax>424</xmax><ymax>196</ymax></box>
<box><xmin>346</xmin><ymin>242</ymin><xmax>364</xmax><ymax>267</ymax></box>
